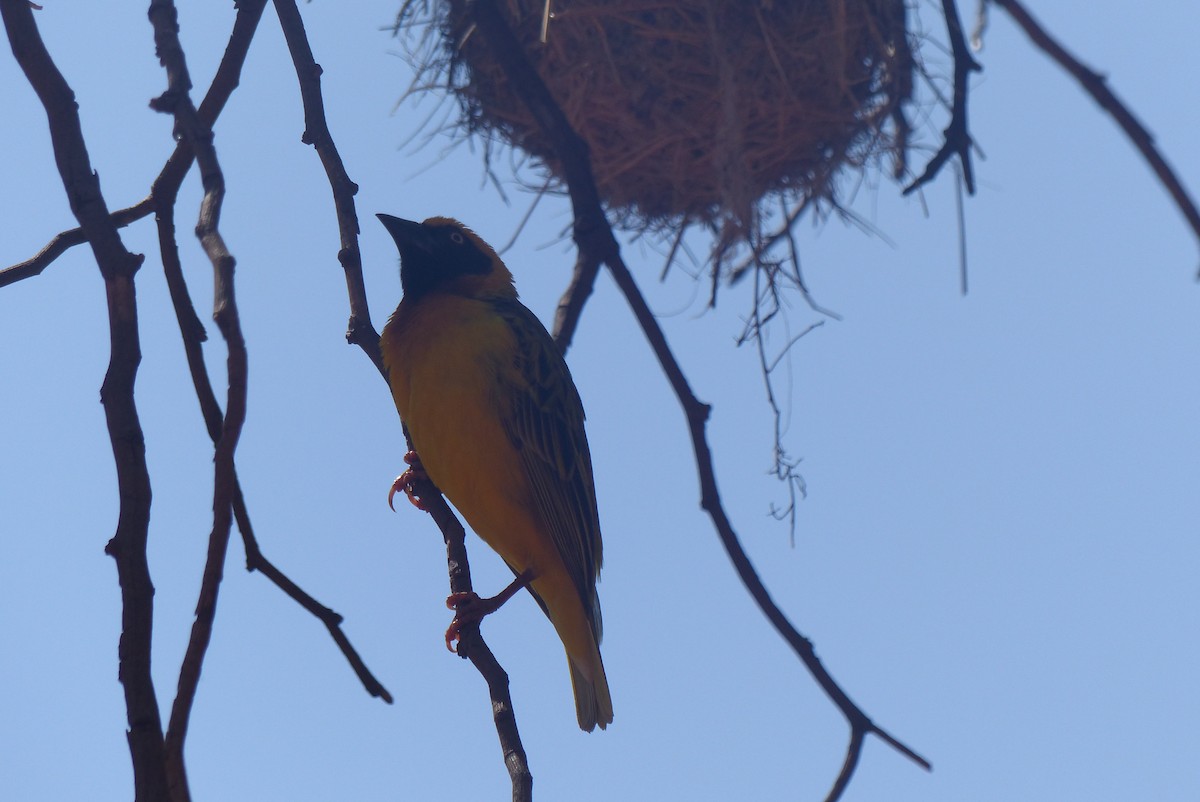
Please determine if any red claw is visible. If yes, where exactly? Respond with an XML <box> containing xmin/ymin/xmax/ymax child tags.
<box><xmin>442</xmin><ymin>570</ymin><xmax>536</xmax><ymax>653</ymax></box>
<box><xmin>444</xmin><ymin>592</ymin><xmax>481</xmax><ymax>652</ymax></box>
<box><xmin>388</xmin><ymin>450</ymin><xmax>429</xmax><ymax>511</ymax></box>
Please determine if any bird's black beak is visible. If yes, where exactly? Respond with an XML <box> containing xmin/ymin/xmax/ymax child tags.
<box><xmin>377</xmin><ymin>214</ymin><xmax>432</xmax><ymax>257</ymax></box>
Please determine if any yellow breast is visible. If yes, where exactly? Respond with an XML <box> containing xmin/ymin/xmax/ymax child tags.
<box><xmin>381</xmin><ymin>293</ymin><xmax>546</xmax><ymax>570</ymax></box>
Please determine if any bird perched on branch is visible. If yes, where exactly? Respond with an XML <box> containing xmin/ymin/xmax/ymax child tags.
<box><xmin>378</xmin><ymin>214</ymin><xmax>613</xmax><ymax>732</ymax></box>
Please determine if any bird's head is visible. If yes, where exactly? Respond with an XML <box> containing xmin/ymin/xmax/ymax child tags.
<box><xmin>378</xmin><ymin>214</ymin><xmax>516</xmax><ymax>302</ymax></box>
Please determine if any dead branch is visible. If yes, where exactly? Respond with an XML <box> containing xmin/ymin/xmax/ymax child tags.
<box><xmin>0</xmin><ymin>2</ymin><xmax>168</xmax><ymax>800</ymax></box>
<box><xmin>240</xmin><ymin>531</ymin><xmax>394</xmax><ymax>702</ymax></box>
<box><xmin>1</xmin><ymin>0</ymin><xmax>263</xmax><ymax>288</ymax></box>
<box><xmin>992</xmin><ymin>0</ymin><xmax>1200</xmax><ymax>268</ymax></box>
<box><xmin>2</xmin><ymin>0</ymin><xmax>390</xmax><ymax>709</ymax></box>
<box><xmin>145</xmin><ymin>2</ymin><xmax>247</xmax><ymax>799</ymax></box>
<box><xmin>155</xmin><ymin>170</ymin><xmax>391</xmax><ymax>705</ymax></box>
<box><xmin>420</xmin><ymin>456</ymin><xmax>534</xmax><ymax>801</ymax></box>
<box><xmin>271</xmin><ymin>0</ymin><xmax>381</xmax><ymax>372</ymax></box>
<box><xmin>0</xmin><ymin>203</ymin><xmax>149</xmax><ymax>287</ymax></box>
<box><xmin>904</xmin><ymin>0</ymin><xmax>981</xmax><ymax>196</ymax></box>
<box><xmin>552</xmin><ymin>248</ymin><xmax>601</xmax><ymax>354</ymax></box>
<box><xmin>604</xmin><ymin>220</ymin><xmax>933</xmax><ymax>802</ymax></box>
<box><xmin>154</xmin><ymin>154</ymin><xmax>395</xmax><ymax>711</ymax></box>
<box><xmin>274</xmin><ymin>1</ymin><xmax>531</xmax><ymax>795</ymax></box>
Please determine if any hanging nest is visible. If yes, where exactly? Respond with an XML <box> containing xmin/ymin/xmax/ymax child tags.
<box><xmin>413</xmin><ymin>0</ymin><xmax>915</xmax><ymax>234</ymax></box>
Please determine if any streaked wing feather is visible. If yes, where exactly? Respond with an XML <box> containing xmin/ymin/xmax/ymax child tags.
<box><xmin>494</xmin><ymin>300</ymin><xmax>603</xmax><ymax>636</ymax></box>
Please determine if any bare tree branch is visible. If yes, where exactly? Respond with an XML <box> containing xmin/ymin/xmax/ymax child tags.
<box><xmin>156</xmin><ymin>162</ymin><xmax>394</xmax><ymax>708</ymax></box>
<box><xmin>1</xmin><ymin>2</ymin><xmax>168</xmax><ymax>800</ymax></box>
<box><xmin>5</xmin><ymin>5</ymin><xmax>395</xmax><ymax>798</ymax></box>
<box><xmin>157</xmin><ymin>179</ymin><xmax>392</xmax><ymax>703</ymax></box>
<box><xmin>465</xmin><ymin>2</ymin><xmax>931</xmax><ymax>796</ymax></box>
<box><xmin>0</xmin><ymin>203</ymin><xmax>149</xmax><ymax>287</ymax></box>
<box><xmin>1</xmin><ymin>0</ymin><xmax>266</xmax><ymax>286</ymax></box>
<box><xmin>144</xmin><ymin>3</ymin><xmax>247</xmax><ymax>799</ymax></box>
<box><xmin>992</xmin><ymin>0</ymin><xmax>1200</xmax><ymax>268</ymax></box>
<box><xmin>240</xmin><ymin>530</ymin><xmax>394</xmax><ymax>702</ymax></box>
<box><xmin>148</xmin><ymin>0</ymin><xmax>390</xmax><ymax>707</ymax></box>
<box><xmin>271</xmin><ymin>0</ymin><xmax>381</xmax><ymax>373</ymax></box>
<box><xmin>274</xmin><ymin>2</ymin><xmax>530</xmax><ymax>794</ymax></box>
<box><xmin>420</xmin><ymin>462</ymin><xmax>534</xmax><ymax>802</ymax></box>
<box><xmin>4</xmin><ymin>2</ymin><xmax>387</xmax><ymax>705</ymax></box>
<box><xmin>605</xmin><ymin>223</ymin><xmax>935</xmax><ymax>802</ymax></box>
<box><xmin>552</xmin><ymin>248</ymin><xmax>601</xmax><ymax>354</ymax></box>
<box><xmin>825</xmin><ymin>727</ymin><xmax>866</xmax><ymax>802</ymax></box>
<box><xmin>904</xmin><ymin>0</ymin><xmax>981</xmax><ymax>196</ymax></box>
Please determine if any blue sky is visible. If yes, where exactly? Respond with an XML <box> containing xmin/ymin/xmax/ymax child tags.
<box><xmin>2</xmin><ymin>2</ymin><xmax>1198</xmax><ymax>800</ymax></box>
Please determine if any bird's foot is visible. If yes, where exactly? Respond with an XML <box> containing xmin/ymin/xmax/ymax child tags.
<box><xmin>444</xmin><ymin>569</ymin><xmax>536</xmax><ymax>653</ymax></box>
<box><xmin>388</xmin><ymin>451</ymin><xmax>429</xmax><ymax>511</ymax></box>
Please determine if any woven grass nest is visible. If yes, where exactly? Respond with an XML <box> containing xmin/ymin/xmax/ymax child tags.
<box><xmin>427</xmin><ymin>0</ymin><xmax>914</xmax><ymax>232</ymax></box>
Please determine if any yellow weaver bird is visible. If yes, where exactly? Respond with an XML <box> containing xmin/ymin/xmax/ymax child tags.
<box><xmin>378</xmin><ymin>214</ymin><xmax>613</xmax><ymax>732</ymax></box>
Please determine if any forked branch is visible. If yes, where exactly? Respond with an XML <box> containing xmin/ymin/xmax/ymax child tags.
<box><xmin>904</xmin><ymin>0</ymin><xmax>981</xmax><ymax>196</ymax></box>
<box><xmin>3</xmin><ymin>0</ymin><xmax>389</xmax><ymax>715</ymax></box>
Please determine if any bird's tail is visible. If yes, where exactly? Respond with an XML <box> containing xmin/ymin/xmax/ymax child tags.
<box><xmin>569</xmin><ymin>645</ymin><xmax>613</xmax><ymax>732</ymax></box>
<box><xmin>532</xmin><ymin>573</ymin><xmax>613</xmax><ymax>731</ymax></box>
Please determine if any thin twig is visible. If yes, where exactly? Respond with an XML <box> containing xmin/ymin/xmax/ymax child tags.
<box><xmin>155</xmin><ymin>151</ymin><xmax>394</xmax><ymax>707</ymax></box>
<box><xmin>904</xmin><ymin>0</ymin><xmax>981</xmax><ymax>196</ymax></box>
<box><xmin>271</xmin><ymin>0</ymin><xmax>381</xmax><ymax>373</ymax></box>
<box><xmin>240</xmin><ymin>530</ymin><xmax>394</xmax><ymax>702</ymax></box>
<box><xmin>1</xmin><ymin>3</ymin><xmax>168</xmax><ymax>800</ymax></box>
<box><xmin>496</xmin><ymin>183</ymin><xmax>548</xmax><ymax>256</ymax></box>
<box><xmin>552</xmin><ymin>248</ymin><xmax>601</xmax><ymax>354</ymax></box>
<box><xmin>955</xmin><ymin>165</ymin><xmax>968</xmax><ymax>295</ymax></box>
<box><xmin>992</xmin><ymin>0</ymin><xmax>1200</xmax><ymax>269</ymax></box>
<box><xmin>739</xmin><ymin>260</ymin><xmax>819</xmax><ymax>544</ymax></box>
<box><xmin>466</xmin><ymin>2</ymin><xmax>931</xmax><ymax>797</ymax></box>
<box><xmin>657</xmin><ymin>224</ymin><xmax>688</xmax><ymax>282</ymax></box>
<box><xmin>0</xmin><ymin>203</ymin><xmax>149</xmax><ymax>287</ymax></box>
<box><xmin>155</xmin><ymin>166</ymin><xmax>391</xmax><ymax>706</ymax></box>
<box><xmin>778</xmin><ymin>200</ymin><xmax>842</xmax><ymax>321</ymax></box>
<box><xmin>727</xmin><ymin>197</ymin><xmax>813</xmax><ymax>285</ymax></box>
<box><xmin>2</xmin><ymin>0</ymin><xmax>267</xmax><ymax>286</ymax></box>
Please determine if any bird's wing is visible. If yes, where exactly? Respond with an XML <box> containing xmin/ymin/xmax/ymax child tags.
<box><xmin>493</xmin><ymin>299</ymin><xmax>603</xmax><ymax>637</ymax></box>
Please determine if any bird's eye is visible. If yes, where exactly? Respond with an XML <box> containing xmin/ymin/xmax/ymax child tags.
<box><xmin>449</xmin><ymin>231</ymin><xmax>465</xmax><ymax>245</ymax></box>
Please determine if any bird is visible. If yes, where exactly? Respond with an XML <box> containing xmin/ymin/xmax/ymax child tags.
<box><xmin>377</xmin><ymin>214</ymin><xmax>613</xmax><ymax>732</ymax></box>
